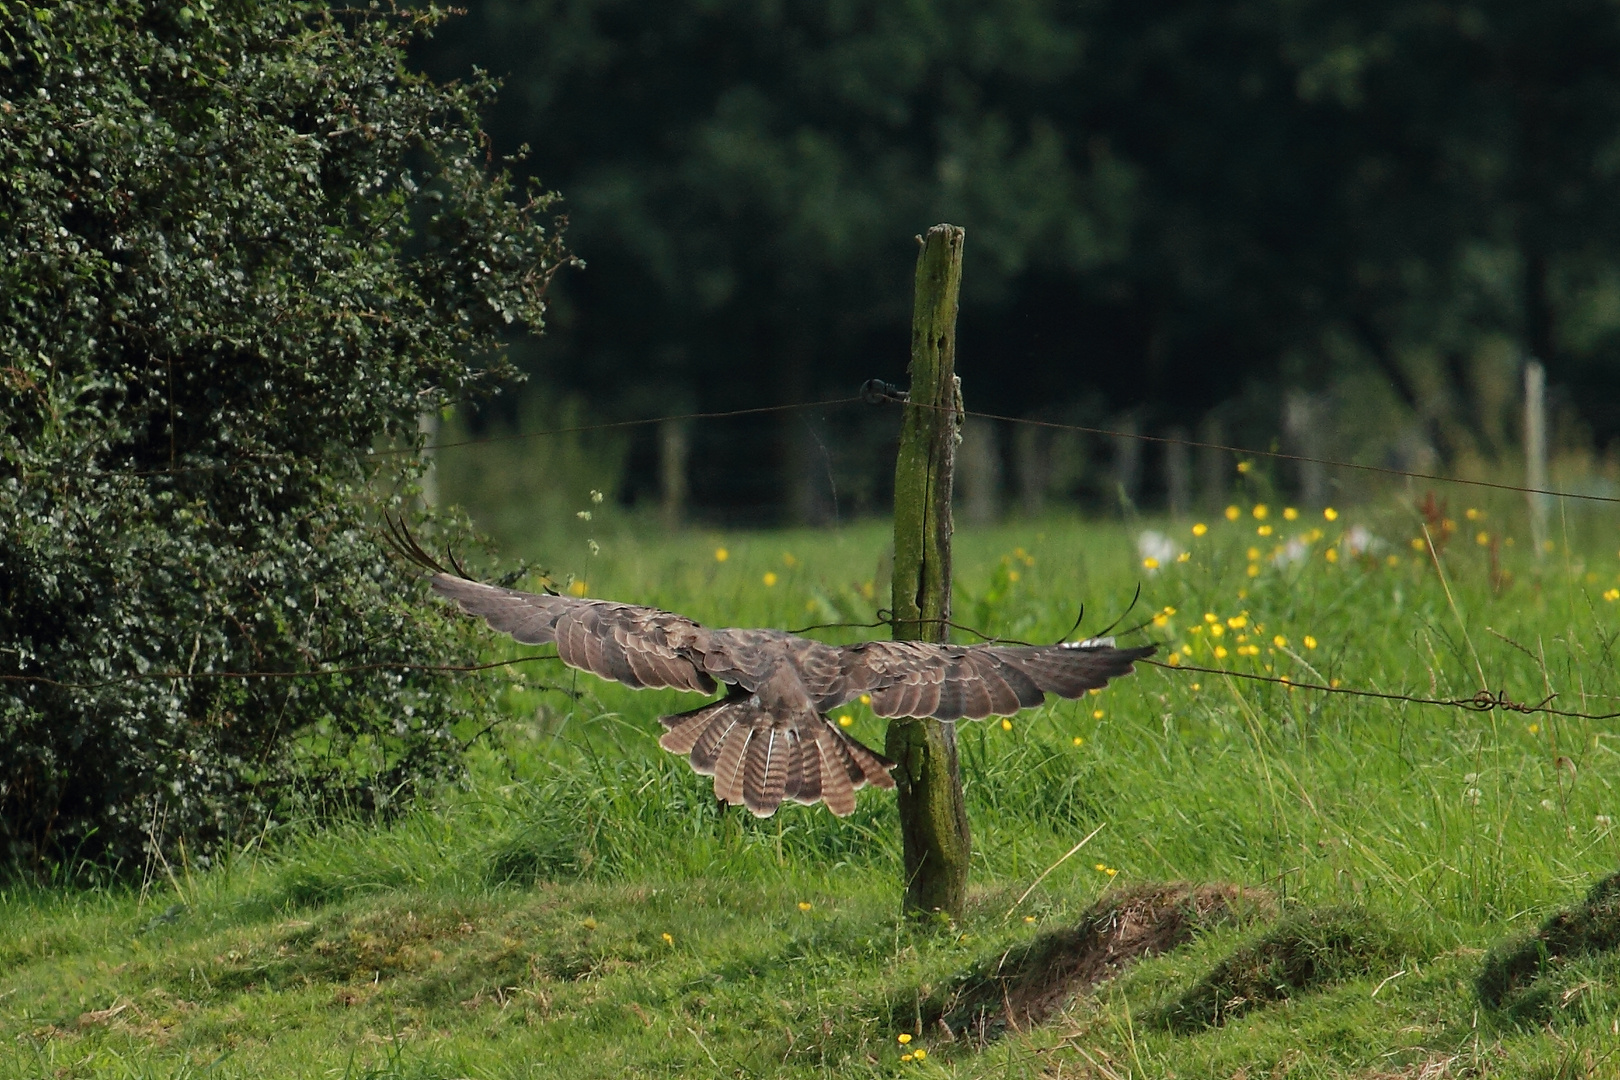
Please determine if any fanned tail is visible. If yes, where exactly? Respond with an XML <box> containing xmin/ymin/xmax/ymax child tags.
<box><xmin>659</xmin><ymin>700</ymin><xmax>894</xmax><ymax>817</ymax></box>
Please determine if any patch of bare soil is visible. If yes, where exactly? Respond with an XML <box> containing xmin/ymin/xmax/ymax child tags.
<box><xmin>914</xmin><ymin>882</ymin><xmax>1271</xmax><ymax>1046</ymax></box>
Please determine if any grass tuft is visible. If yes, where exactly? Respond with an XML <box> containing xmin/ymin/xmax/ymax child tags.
<box><xmin>1159</xmin><ymin>905</ymin><xmax>1408</xmax><ymax>1031</ymax></box>
<box><xmin>1477</xmin><ymin>868</ymin><xmax>1620</xmax><ymax>1020</ymax></box>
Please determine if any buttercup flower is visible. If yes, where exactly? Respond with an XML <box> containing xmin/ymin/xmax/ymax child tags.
<box><xmin>714</xmin><ymin>547</ymin><xmax>729</xmax><ymax>562</ymax></box>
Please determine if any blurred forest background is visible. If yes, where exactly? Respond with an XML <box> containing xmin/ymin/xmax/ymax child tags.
<box><xmin>416</xmin><ymin>0</ymin><xmax>1620</xmax><ymax>531</ymax></box>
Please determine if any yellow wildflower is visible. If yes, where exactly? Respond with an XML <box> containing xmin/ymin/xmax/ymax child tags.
<box><xmin>1227</xmin><ymin>614</ymin><xmax>1248</xmax><ymax>628</ymax></box>
<box><xmin>1258</xmin><ymin>524</ymin><xmax>1273</xmax><ymax>536</ymax></box>
<box><xmin>913</xmin><ymin>1049</ymin><xmax>927</xmax><ymax>1061</ymax></box>
<box><xmin>1247</xmin><ymin>564</ymin><xmax>1261</xmax><ymax>577</ymax></box>
<box><xmin>763</xmin><ymin>571</ymin><xmax>778</xmax><ymax>587</ymax></box>
<box><xmin>1142</xmin><ymin>557</ymin><xmax>1159</xmax><ymax>570</ymax></box>
<box><xmin>1476</xmin><ymin>531</ymin><xmax>1490</xmax><ymax>546</ymax></box>
<box><xmin>1167</xmin><ymin>653</ymin><xmax>1181</xmax><ymax>667</ymax></box>
<box><xmin>1210</xmin><ymin>623</ymin><xmax>1225</xmax><ymax>637</ymax></box>
<box><xmin>837</xmin><ymin>714</ymin><xmax>852</xmax><ymax>727</ymax></box>
<box><xmin>797</xmin><ymin>902</ymin><xmax>812</xmax><ymax>912</ymax></box>
<box><xmin>582</xmin><ymin>917</ymin><xmax>597</xmax><ymax>930</ymax></box>
<box><xmin>783</xmin><ymin>552</ymin><xmax>798</xmax><ymax>566</ymax></box>
<box><xmin>1273</xmin><ymin>635</ymin><xmax>1287</xmax><ymax>648</ymax></box>
<box><xmin>1325</xmin><ymin>548</ymin><xmax>1339</xmax><ymax>563</ymax></box>
<box><xmin>1237</xmin><ymin>460</ymin><xmax>1252</xmax><ymax>474</ymax></box>
<box><xmin>1247</xmin><ymin>547</ymin><xmax>1261</xmax><ymax>560</ymax></box>
<box><xmin>1283</xmin><ymin>507</ymin><xmax>1299</xmax><ymax>521</ymax></box>
<box><xmin>1105</xmin><ymin>867</ymin><xmax>1118</xmax><ymax>877</ymax></box>
<box><xmin>1193</xmin><ymin>522</ymin><xmax>1209</xmax><ymax>536</ymax></box>
<box><xmin>1092</xmin><ymin>709</ymin><xmax>1104</xmax><ymax>719</ymax></box>
<box><xmin>1323</xmin><ymin>507</ymin><xmax>1339</xmax><ymax>521</ymax></box>
<box><xmin>1465</xmin><ymin>508</ymin><xmax>1482</xmax><ymax>521</ymax></box>
<box><xmin>662</xmin><ymin>932</ymin><xmax>674</xmax><ymax>945</ymax></box>
<box><xmin>1214</xmin><ymin>645</ymin><xmax>1228</xmax><ymax>658</ymax></box>
<box><xmin>1411</xmin><ymin>537</ymin><xmax>1426</xmax><ymax>551</ymax></box>
<box><xmin>1303</xmin><ymin>635</ymin><xmax>1318</xmax><ymax>649</ymax></box>
<box><xmin>1001</xmin><ymin>718</ymin><xmax>1012</xmax><ymax>731</ymax></box>
<box><xmin>568</xmin><ymin>580</ymin><xmax>589</xmax><ymax>597</ymax></box>
<box><xmin>1225</xmin><ymin>505</ymin><xmax>1242</xmax><ymax>521</ymax></box>
<box><xmin>1253</xmin><ymin>504</ymin><xmax>1269</xmax><ymax>520</ymax></box>
<box><xmin>714</xmin><ymin>547</ymin><xmax>729</xmax><ymax>562</ymax></box>
<box><xmin>1604</xmin><ymin>588</ymin><xmax>1620</xmax><ymax>602</ymax></box>
<box><xmin>1178</xmin><ymin>551</ymin><xmax>1191</xmax><ymax>562</ymax></box>
<box><xmin>1073</xmin><ymin>736</ymin><xmax>1084</xmax><ymax>746</ymax></box>
<box><xmin>898</xmin><ymin>1034</ymin><xmax>912</xmax><ymax>1045</ymax></box>
<box><xmin>1529</xmin><ymin>723</ymin><xmax>1541</xmax><ymax>735</ymax></box>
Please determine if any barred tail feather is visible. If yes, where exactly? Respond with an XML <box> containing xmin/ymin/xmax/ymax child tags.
<box><xmin>657</xmin><ymin>702</ymin><xmax>893</xmax><ymax>817</ymax></box>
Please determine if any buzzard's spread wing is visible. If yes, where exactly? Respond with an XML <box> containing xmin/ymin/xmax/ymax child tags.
<box><xmin>428</xmin><ymin>570</ymin><xmax>1149</xmax><ymax>818</ymax></box>
<box><xmin>429</xmin><ymin>574</ymin><xmax>718</xmax><ymax>694</ymax></box>
<box><xmin>835</xmin><ymin>638</ymin><xmax>1155</xmax><ymax>720</ymax></box>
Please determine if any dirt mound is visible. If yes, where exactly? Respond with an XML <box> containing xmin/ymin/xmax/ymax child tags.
<box><xmin>1477</xmin><ymin>869</ymin><xmax>1620</xmax><ymax>1019</ymax></box>
<box><xmin>1158</xmin><ymin>905</ymin><xmax>1405</xmax><ymax>1032</ymax></box>
<box><xmin>915</xmin><ymin>882</ymin><xmax>1270</xmax><ymax>1046</ymax></box>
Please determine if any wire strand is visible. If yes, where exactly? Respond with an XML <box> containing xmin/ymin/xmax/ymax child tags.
<box><xmin>1143</xmin><ymin>658</ymin><xmax>1620</xmax><ymax>721</ymax></box>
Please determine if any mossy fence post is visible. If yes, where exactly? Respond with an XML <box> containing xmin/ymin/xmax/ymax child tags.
<box><xmin>886</xmin><ymin>223</ymin><xmax>971</xmax><ymax>919</ymax></box>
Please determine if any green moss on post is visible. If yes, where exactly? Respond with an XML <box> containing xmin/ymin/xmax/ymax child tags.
<box><xmin>886</xmin><ymin>224</ymin><xmax>971</xmax><ymax>920</ymax></box>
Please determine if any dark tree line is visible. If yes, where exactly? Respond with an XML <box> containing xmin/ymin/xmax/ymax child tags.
<box><xmin>420</xmin><ymin>0</ymin><xmax>1620</xmax><ymax>519</ymax></box>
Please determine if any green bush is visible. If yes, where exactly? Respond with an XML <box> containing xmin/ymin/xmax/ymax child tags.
<box><xmin>0</xmin><ymin>1</ymin><xmax>570</xmax><ymax>871</ymax></box>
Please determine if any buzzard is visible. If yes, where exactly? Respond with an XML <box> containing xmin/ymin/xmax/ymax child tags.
<box><xmin>425</xmin><ymin>568</ymin><xmax>1154</xmax><ymax>819</ymax></box>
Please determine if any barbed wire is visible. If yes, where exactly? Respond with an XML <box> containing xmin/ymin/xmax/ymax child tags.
<box><xmin>15</xmin><ymin>384</ymin><xmax>1619</xmax><ymax>506</ymax></box>
<box><xmin>1142</xmin><ymin>658</ymin><xmax>1620</xmax><ymax>721</ymax></box>
<box><xmin>11</xmin><ymin>638</ymin><xmax>1615</xmax><ymax>725</ymax></box>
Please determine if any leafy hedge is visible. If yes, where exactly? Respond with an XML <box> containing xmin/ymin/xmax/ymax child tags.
<box><xmin>0</xmin><ymin>1</ymin><xmax>569</xmax><ymax>871</ymax></box>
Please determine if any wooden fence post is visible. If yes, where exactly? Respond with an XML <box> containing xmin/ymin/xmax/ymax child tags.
<box><xmin>1524</xmin><ymin>359</ymin><xmax>1550</xmax><ymax>556</ymax></box>
<box><xmin>887</xmin><ymin>224</ymin><xmax>971</xmax><ymax>919</ymax></box>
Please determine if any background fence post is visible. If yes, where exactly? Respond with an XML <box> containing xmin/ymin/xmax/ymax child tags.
<box><xmin>886</xmin><ymin>224</ymin><xmax>971</xmax><ymax>919</ymax></box>
<box><xmin>1524</xmin><ymin>359</ymin><xmax>1550</xmax><ymax>556</ymax></box>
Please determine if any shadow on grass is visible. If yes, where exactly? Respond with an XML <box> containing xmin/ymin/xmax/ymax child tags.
<box><xmin>1156</xmin><ymin>905</ymin><xmax>1407</xmax><ymax>1032</ymax></box>
<box><xmin>904</xmin><ymin>882</ymin><xmax>1271</xmax><ymax>1047</ymax></box>
<box><xmin>1477</xmin><ymin>869</ymin><xmax>1620</xmax><ymax>1022</ymax></box>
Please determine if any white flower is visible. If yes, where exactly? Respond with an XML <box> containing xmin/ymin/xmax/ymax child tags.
<box><xmin>1136</xmin><ymin>530</ymin><xmax>1182</xmax><ymax>572</ymax></box>
<box><xmin>1272</xmin><ymin>538</ymin><xmax>1308</xmax><ymax>567</ymax></box>
<box><xmin>1341</xmin><ymin>525</ymin><xmax>1383</xmax><ymax>557</ymax></box>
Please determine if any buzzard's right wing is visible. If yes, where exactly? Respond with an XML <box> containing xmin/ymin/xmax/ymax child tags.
<box><xmin>430</xmin><ymin>574</ymin><xmax>718</xmax><ymax>695</ymax></box>
<box><xmin>835</xmin><ymin>638</ymin><xmax>1155</xmax><ymax>720</ymax></box>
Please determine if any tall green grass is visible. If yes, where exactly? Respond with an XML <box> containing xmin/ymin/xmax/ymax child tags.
<box><xmin>4</xmin><ymin>491</ymin><xmax>1620</xmax><ymax>1077</ymax></box>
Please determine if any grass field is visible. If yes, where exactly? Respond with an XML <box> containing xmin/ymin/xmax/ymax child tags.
<box><xmin>5</xmin><ymin>489</ymin><xmax>1620</xmax><ymax>1078</ymax></box>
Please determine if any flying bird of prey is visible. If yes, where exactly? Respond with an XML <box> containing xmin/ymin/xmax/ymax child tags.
<box><xmin>403</xmin><ymin>533</ymin><xmax>1153</xmax><ymax>818</ymax></box>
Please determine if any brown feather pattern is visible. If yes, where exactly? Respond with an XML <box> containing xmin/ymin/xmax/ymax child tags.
<box><xmin>429</xmin><ymin>573</ymin><xmax>1152</xmax><ymax>818</ymax></box>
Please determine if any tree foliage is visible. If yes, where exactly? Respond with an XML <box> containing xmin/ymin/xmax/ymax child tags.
<box><xmin>422</xmin><ymin>0</ymin><xmax>1620</xmax><ymax>514</ymax></box>
<box><xmin>0</xmin><ymin>0</ymin><xmax>568</xmax><ymax>870</ymax></box>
